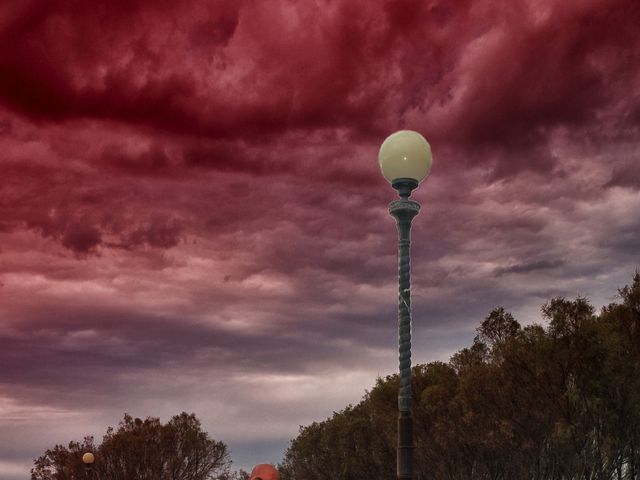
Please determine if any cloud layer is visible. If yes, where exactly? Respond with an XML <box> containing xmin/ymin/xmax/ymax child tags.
<box><xmin>1</xmin><ymin>0</ymin><xmax>639</xmax><ymax>477</ymax></box>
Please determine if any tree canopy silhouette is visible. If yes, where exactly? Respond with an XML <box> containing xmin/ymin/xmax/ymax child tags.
<box><xmin>280</xmin><ymin>272</ymin><xmax>640</xmax><ymax>480</ymax></box>
<box><xmin>32</xmin><ymin>412</ymin><xmax>231</xmax><ymax>480</ymax></box>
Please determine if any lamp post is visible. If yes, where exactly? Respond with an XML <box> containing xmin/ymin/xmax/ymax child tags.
<box><xmin>379</xmin><ymin>130</ymin><xmax>432</xmax><ymax>480</ymax></box>
<box><xmin>82</xmin><ymin>452</ymin><xmax>95</xmax><ymax>479</ymax></box>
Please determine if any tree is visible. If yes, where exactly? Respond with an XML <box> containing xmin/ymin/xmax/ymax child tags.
<box><xmin>32</xmin><ymin>412</ymin><xmax>231</xmax><ymax>480</ymax></box>
<box><xmin>219</xmin><ymin>469</ymin><xmax>251</xmax><ymax>480</ymax></box>
<box><xmin>280</xmin><ymin>273</ymin><xmax>640</xmax><ymax>480</ymax></box>
<box><xmin>31</xmin><ymin>438</ymin><xmax>97</xmax><ymax>480</ymax></box>
<box><xmin>476</xmin><ymin>307</ymin><xmax>521</xmax><ymax>349</ymax></box>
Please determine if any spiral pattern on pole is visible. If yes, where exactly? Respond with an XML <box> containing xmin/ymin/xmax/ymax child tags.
<box><xmin>398</xmin><ymin>237</ymin><xmax>412</xmax><ymax>413</ymax></box>
<box><xmin>389</xmin><ymin>199</ymin><xmax>420</xmax><ymax>414</ymax></box>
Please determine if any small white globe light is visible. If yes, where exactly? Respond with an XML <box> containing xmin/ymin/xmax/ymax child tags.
<box><xmin>82</xmin><ymin>452</ymin><xmax>95</xmax><ymax>465</ymax></box>
<box><xmin>378</xmin><ymin>130</ymin><xmax>432</xmax><ymax>184</ymax></box>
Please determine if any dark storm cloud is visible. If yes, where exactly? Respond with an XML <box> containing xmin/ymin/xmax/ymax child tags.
<box><xmin>412</xmin><ymin>0</ymin><xmax>640</xmax><ymax>179</ymax></box>
<box><xmin>0</xmin><ymin>0</ymin><xmax>391</xmax><ymax>136</ymax></box>
<box><xmin>494</xmin><ymin>260</ymin><xmax>564</xmax><ymax>277</ymax></box>
<box><xmin>0</xmin><ymin>2</ymin><xmax>201</xmax><ymax>125</ymax></box>
<box><xmin>607</xmin><ymin>158</ymin><xmax>640</xmax><ymax>190</ymax></box>
<box><xmin>0</xmin><ymin>158</ymin><xmax>186</xmax><ymax>255</ymax></box>
<box><xmin>1</xmin><ymin>0</ymin><xmax>640</xmax><ymax>477</ymax></box>
<box><xmin>0</xmin><ymin>299</ymin><xmax>401</xmax><ymax>412</ymax></box>
<box><xmin>1</xmin><ymin>0</ymin><xmax>638</xmax><ymax>184</ymax></box>
<box><xmin>99</xmin><ymin>145</ymin><xmax>175</xmax><ymax>177</ymax></box>
<box><xmin>1</xmin><ymin>0</ymin><xmax>633</xmax><ymax>160</ymax></box>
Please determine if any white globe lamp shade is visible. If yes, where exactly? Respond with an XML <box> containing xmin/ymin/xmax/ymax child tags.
<box><xmin>378</xmin><ymin>130</ymin><xmax>432</xmax><ymax>184</ymax></box>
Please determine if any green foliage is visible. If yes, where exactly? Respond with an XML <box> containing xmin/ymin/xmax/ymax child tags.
<box><xmin>281</xmin><ymin>273</ymin><xmax>640</xmax><ymax>479</ymax></box>
<box><xmin>32</xmin><ymin>412</ymin><xmax>231</xmax><ymax>480</ymax></box>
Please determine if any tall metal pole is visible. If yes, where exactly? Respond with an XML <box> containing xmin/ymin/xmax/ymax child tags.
<box><xmin>389</xmin><ymin>179</ymin><xmax>420</xmax><ymax>480</ymax></box>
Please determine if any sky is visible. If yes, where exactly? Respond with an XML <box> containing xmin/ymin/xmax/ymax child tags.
<box><xmin>1</xmin><ymin>0</ymin><xmax>639</xmax><ymax>477</ymax></box>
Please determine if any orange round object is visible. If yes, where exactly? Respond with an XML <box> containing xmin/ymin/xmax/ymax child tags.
<box><xmin>250</xmin><ymin>463</ymin><xmax>279</xmax><ymax>480</ymax></box>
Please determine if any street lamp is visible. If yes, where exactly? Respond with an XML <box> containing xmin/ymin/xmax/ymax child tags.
<box><xmin>379</xmin><ymin>130</ymin><xmax>432</xmax><ymax>480</ymax></box>
<box><xmin>82</xmin><ymin>452</ymin><xmax>95</xmax><ymax>479</ymax></box>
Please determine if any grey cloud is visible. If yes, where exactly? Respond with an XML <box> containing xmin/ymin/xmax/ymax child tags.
<box><xmin>494</xmin><ymin>260</ymin><xmax>565</xmax><ymax>277</ymax></box>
